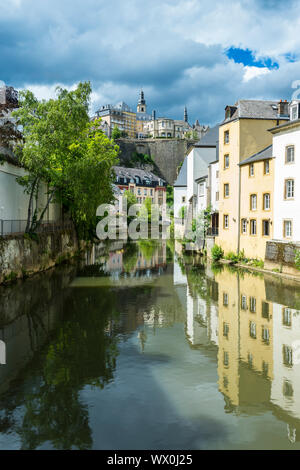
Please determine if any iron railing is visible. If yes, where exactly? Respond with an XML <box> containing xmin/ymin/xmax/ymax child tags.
<box><xmin>206</xmin><ymin>227</ymin><xmax>219</xmax><ymax>237</ymax></box>
<box><xmin>0</xmin><ymin>220</ymin><xmax>73</xmax><ymax>237</ymax></box>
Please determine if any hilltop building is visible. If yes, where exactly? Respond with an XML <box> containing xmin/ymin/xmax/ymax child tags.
<box><xmin>96</xmin><ymin>90</ymin><xmax>207</xmax><ymax>140</ymax></box>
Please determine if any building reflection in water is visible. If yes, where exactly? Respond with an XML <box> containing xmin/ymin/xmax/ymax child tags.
<box><xmin>175</xmin><ymin>254</ymin><xmax>300</xmax><ymax>443</ymax></box>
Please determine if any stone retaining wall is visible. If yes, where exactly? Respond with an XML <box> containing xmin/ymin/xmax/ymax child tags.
<box><xmin>0</xmin><ymin>230</ymin><xmax>82</xmax><ymax>284</ymax></box>
<box><xmin>265</xmin><ymin>240</ymin><xmax>300</xmax><ymax>276</ymax></box>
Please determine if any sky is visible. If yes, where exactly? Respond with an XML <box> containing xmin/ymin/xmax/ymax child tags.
<box><xmin>1</xmin><ymin>0</ymin><xmax>300</xmax><ymax>125</ymax></box>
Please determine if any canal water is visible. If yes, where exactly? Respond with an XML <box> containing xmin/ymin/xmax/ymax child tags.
<box><xmin>0</xmin><ymin>240</ymin><xmax>300</xmax><ymax>450</ymax></box>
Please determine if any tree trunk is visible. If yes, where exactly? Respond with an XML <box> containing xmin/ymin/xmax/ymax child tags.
<box><xmin>25</xmin><ymin>177</ymin><xmax>39</xmax><ymax>233</ymax></box>
<box><xmin>31</xmin><ymin>189</ymin><xmax>56</xmax><ymax>232</ymax></box>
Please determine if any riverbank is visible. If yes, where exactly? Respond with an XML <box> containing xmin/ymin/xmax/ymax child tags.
<box><xmin>0</xmin><ymin>229</ymin><xmax>90</xmax><ymax>285</ymax></box>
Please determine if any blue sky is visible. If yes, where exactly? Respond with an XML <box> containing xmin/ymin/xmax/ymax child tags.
<box><xmin>1</xmin><ymin>0</ymin><xmax>300</xmax><ymax>125</ymax></box>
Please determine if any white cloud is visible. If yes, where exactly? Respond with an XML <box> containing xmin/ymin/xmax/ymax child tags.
<box><xmin>2</xmin><ymin>0</ymin><xmax>300</xmax><ymax>125</ymax></box>
<box><xmin>243</xmin><ymin>66</ymin><xmax>271</xmax><ymax>82</ymax></box>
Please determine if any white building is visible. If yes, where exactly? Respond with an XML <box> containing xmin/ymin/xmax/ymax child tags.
<box><xmin>271</xmin><ymin>101</ymin><xmax>300</xmax><ymax>242</ymax></box>
<box><xmin>271</xmin><ymin>301</ymin><xmax>300</xmax><ymax>441</ymax></box>
<box><xmin>174</xmin><ymin>158</ymin><xmax>188</xmax><ymax>220</ymax></box>
<box><xmin>0</xmin><ymin>86</ymin><xmax>61</xmax><ymax>234</ymax></box>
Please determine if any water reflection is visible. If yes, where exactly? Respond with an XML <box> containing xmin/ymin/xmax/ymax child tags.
<box><xmin>1</xmin><ymin>241</ymin><xmax>300</xmax><ymax>448</ymax></box>
<box><xmin>175</xmin><ymin>255</ymin><xmax>300</xmax><ymax>443</ymax></box>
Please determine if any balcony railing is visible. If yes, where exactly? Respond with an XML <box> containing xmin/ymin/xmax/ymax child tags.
<box><xmin>206</xmin><ymin>227</ymin><xmax>219</xmax><ymax>237</ymax></box>
<box><xmin>0</xmin><ymin>220</ymin><xmax>74</xmax><ymax>237</ymax></box>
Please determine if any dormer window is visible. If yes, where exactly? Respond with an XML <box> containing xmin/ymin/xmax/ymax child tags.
<box><xmin>291</xmin><ymin>105</ymin><xmax>298</xmax><ymax>121</ymax></box>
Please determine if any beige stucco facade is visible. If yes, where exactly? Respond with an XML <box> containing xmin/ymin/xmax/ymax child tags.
<box><xmin>216</xmin><ymin>118</ymin><xmax>286</xmax><ymax>258</ymax></box>
<box><xmin>239</xmin><ymin>158</ymin><xmax>274</xmax><ymax>259</ymax></box>
<box><xmin>216</xmin><ymin>268</ymin><xmax>273</xmax><ymax>407</ymax></box>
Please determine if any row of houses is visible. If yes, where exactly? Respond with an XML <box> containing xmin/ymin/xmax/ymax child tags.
<box><xmin>112</xmin><ymin>166</ymin><xmax>167</xmax><ymax>216</ymax></box>
<box><xmin>174</xmin><ymin>98</ymin><xmax>300</xmax><ymax>261</ymax></box>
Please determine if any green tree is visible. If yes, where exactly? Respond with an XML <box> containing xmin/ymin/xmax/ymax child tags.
<box><xmin>166</xmin><ymin>185</ymin><xmax>174</xmax><ymax>208</ymax></box>
<box><xmin>12</xmin><ymin>83</ymin><xmax>119</xmax><ymax>238</ymax></box>
<box><xmin>123</xmin><ymin>189</ymin><xmax>137</xmax><ymax>208</ymax></box>
<box><xmin>111</xmin><ymin>126</ymin><xmax>122</xmax><ymax>140</ymax></box>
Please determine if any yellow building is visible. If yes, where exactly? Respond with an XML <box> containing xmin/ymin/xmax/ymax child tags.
<box><xmin>216</xmin><ymin>100</ymin><xmax>289</xmax><ymax>258</ymax></box>
<box><xmin>123</xmin><ymin>111</ymin><xmax>137</xmax><ymax>139</ymax></box>
<box><xmin>216</xmin><ymin>267</ymin><xmax>273</xmax><ymax>408</ymax></box>
<box><xmin>239</xmin><ymin>146</ymin><xmax>274</xmax><ymax>259</ymax></box>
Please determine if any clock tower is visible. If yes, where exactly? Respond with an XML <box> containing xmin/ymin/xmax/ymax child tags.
<box><xmin>137</xmin><ymin>90</ymin><xmax>147</xmax><ymax>114</ymax></box>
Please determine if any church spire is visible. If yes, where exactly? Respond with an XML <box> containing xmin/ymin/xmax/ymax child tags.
<box><xmin>184</xmin><ymin>106</ymin><xmax>188</xmax><ymax>123</ymax></box>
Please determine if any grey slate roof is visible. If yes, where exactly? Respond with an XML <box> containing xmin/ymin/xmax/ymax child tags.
<box><xmin>224</xmin><ymin>100</ymin><xmax>290</xmax><ymax>123</ymax></box>
<box><xmin>113</xmin><ymin>166</ymin><xmax>166</xmax><ymax>185</ymax></box>
<box><xmin>239</xmin><ymin>145</ymin><xmax>273</xmax><ymax>166</ymax></box>
<box><xmin>196</xmin><ymin>124</ymin><xmax>220</xmax><ymax>146</ymax></box>
<box><xmin>173</xmin><ymin>158</ymin><xmax>187</xmax><ymax>187</ymax></box>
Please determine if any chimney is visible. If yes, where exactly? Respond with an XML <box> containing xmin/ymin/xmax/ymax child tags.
<box><xmin>278</xmin><ymin>99</ymin><xmax>289</xmax><ymax>117</ymax></box>
<box><xmin>152</xmin><ymin>110</ymin><xmax>156</xmax><ymax>120</ymax></box>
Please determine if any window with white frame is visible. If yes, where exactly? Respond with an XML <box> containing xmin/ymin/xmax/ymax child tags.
<box><xmin>262</xmin><ymin>327</ymin><xmax>270</xmax><ymax>344</ymax></box>
<box><xmin>224</xmin><ymin>154</ymin><xmax>229</xmax><ymax>169</ymax></box>
<box><xmin>223</xmin><ymin>322</ymin><xmax>229</xmax><ymax>338</ymax></box>
<box><xmin>250</xmin><ymin>219</ymin><xmax>257</xmax><ymax>235</ymax></box>
<box><xmin>262</xmin><ymin>220</ymin><xmax>270</xmax><ymax>236</ymax></box>
<box><xmin>250</xmin><ymin>321</ymin><xmax>257</xmax><ymax>339</ymax></box>
<box><xmin>264</xmin><ymin>160</ymin><xmax>270</xmax><ymax>174</ymax></box>
<box><xmin>250</xmin><ymin>297</ymin><xmax>256</xmax><ymax>313</ymax></box>
<box><xmin>286</xmin><ymin>146</ymin><xmax>295</xmax><ymax>164</ymax></box>
<box><xmin>223</xmin><ymin>351</ymin><xmax>229</xmax><ymax>366</ymax></box>
<box><xmin>223</xmin><ymin>293</ymin><xmax>229</xmax><ymax>306</ymax></box>
<box><xmin>224</xmin><ymin>130</ymin><xmax>229</xmax><ymax>144</ymax></box>
<box><xmin>285</xmin><ymin>179</ymin><xmax>294</xmax><ymax>199</ymax></box>
<box><xmin>199</xmin><ymin>183</ymin><xmax>205</xmax><ymax>196</ymax></box>
<box><xmin>224</xmin><ymin>184</ymin><xmax>229</xmax><ymax>197</ymax></box>
<box><xmin>250</xmin><ymin>194</ymin><xmax>257</xmax><ymax>210</ymax></box>
<box><xmin>283</xmin><ymin>345</ymin><xmax>293</xmax><ymax>367</ymax></box>
<box><xmin>291</xmin><ymin>106</ymin><xmax>298</xmax><ymax>121</ymax></box>
<box><xmin>241</xmin><ymin>218</ymin><xmax>247</xmax><ymax>234</ymax></box>
<box><xmin>224</xmin><ymin>214</ymin><xmax>229</xmax><ymax>229</ymax></box>
<box><xmin>249</xmin><ymin>164</ymin><xmax>254</xmax><ymax>177</ymax></box>
<box><xmin>283</xmin><ymin>307</ymin><xmax>292</xmax><ymax>327</ymax></box>
<box><xmin>263</xmin><ymin>193</ymin><xmax>270</xmax><ymax>210</ymax></box>
<box><xmin>241</xmin><ymin>295</ymin><xmax>247</xmax><ymax>310</ymax></box>
<box><xmin>284</xmin><ymin>220</ymin><xmax>292</xmax><ymax>238</ymax></box>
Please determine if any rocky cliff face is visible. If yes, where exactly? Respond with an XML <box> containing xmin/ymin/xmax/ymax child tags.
<box><xmin>116</xmin><ymin>138</ymin><xmax>196</xmax><ymax>184</ymax></box>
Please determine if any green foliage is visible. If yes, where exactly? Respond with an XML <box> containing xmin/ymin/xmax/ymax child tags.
<box><xmin>251</xmin><ymin>259</ymin><xmax>264</xmax><ymax>268</ymax></box>
<box><xmin>225</xmin><ymin>251</ymin><xmax>239</xmax><ymax>263</ymax></box>
<box><xmin>295</xmin><ymin>249</ymin><xmax>300</xmax><ymax>270</ymax></box>
<box><xmin>13</xmin><ymin>83</ymin><xmax>119</xmax><ymax>239</ymax></box>
<box><xmin>166</xmin><ymin>185</ymin><xmax>174</xmax><ymax>208</ymax></box>
<box><xmin>138</xmin><ymin>239</ymin><xmax>158</xmax><ymax>261</ymax></box>
<box><xmin>111</xmin><ymin>126</ymin><xmax>122</xmax><ymax>140</ymax></box>
<box><xmin>4</xmin><ymin>271</ymin><xmax>18</xmax><ymax>283</ymax></box>
<box><xmin>123</xmin><ymin>189</ymin><xmax>137</xmax><ymax>208</ymax></box>
<box><xmin>211</xmin><ymin>244</ymin><xmax>224</xmax><ymax>262</ymax></box>
<box><xmin>130</xmin><ymin>151</ymin><xmax>154</xmax><ymax>166</ymax></box>
<box><xmin>179</xmin><ymin>205</ymin><xmax>186</xmax><ymax>219</ymax></box>
<box><xmin>122</xmin><ymin>243</ymin><xmax>139</xmax><ymax>272</ymax></box>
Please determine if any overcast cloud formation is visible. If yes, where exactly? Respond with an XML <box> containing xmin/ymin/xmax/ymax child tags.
<box><xmin>1</xmin><ymin>0</ymin><xmax>300</xmax><ymax>124</ymax></box>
